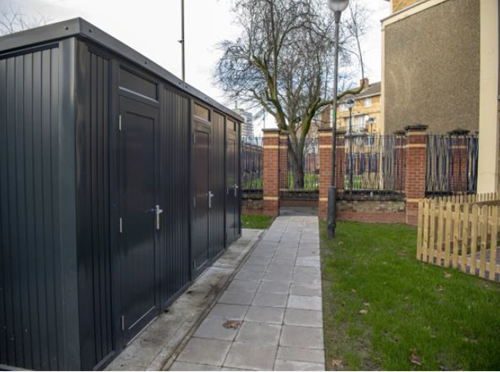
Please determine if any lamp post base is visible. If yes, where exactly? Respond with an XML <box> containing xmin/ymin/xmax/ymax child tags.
<box><xmin>327</xmin><ymin>186</ymin><xmax>337</xmax><ymax>238</ymax></box>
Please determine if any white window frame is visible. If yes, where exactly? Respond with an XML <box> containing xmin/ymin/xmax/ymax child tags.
<box><xmin>364</xmin><ymin>97</ymin><xmax>372</xmax><ymax>108</ymax></box>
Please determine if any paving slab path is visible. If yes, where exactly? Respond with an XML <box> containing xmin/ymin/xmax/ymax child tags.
<box><xmin>169</xmin><ymin>216</ymin><xmax>324</xmax><ymax>371</ymax></box>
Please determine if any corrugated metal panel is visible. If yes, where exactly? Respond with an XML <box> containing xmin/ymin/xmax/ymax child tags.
<box><xmin>210</xmin><ymin>112</ymin><xmax>226</xmax><ymax>258</ymax></box>
<box><xmin>76</xmin><ymin>47</ymin><xmax>114</xmax><ymax>370</ymax></box>
<box><xmin>0</xmin><ymin>47</ymin><xmax>64</xmax><ymax>370</ymax></box>
<box><xmin>161</xmin><ymin>87</ymin><xmax>191</xmax><ymax>304</ymax></box>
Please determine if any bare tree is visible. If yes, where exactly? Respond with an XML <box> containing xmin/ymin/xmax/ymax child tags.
<box><xmin>0</xmin><ymin>4</ymin><xmax>50</xmax><ymax>36</ymax></box>
<box><xmin>215</xmin><ymin>0</ymin><xmax>368</xmax><ymax>188</ymax></box>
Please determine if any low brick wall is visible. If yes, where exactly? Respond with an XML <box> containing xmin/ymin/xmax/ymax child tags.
<box><xmin>242</xmin><ymin>194</ymin><xmax>264</xmax><ymax>215</ymax></box>
<box><xmin>337</xmin><ymin>199</ymin><xmax>406</xmax><ymax>224</ymax></box>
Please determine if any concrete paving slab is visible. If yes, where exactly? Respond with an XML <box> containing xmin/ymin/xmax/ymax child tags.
<box><xmin>276</xmin><ymin>346</ymin><xmax>325</xmax><ymax>363</ymax></box>
<box><xmin>258</xmin><ymin>281</ymin><xmax>291</xmax><ymax>295</ymax></box>
<box><xmin>227</xmin><ymin>280</ymin><xmax>259</xmax><ymax>293</ymax></box>
<box><xmin>234</xmin><ymin>270</ymin><xmax>265</xmax><ymax>282</ymax></box>
<box><xmin>274</xmin><ymin>360</ymin><xmax>324</xmax><ymax>371</ymax></box>
<box><xmin>287</xmin><ymin>296</ymin><xmax>322</xmax><ymax>311</ymax></box>
<box><xmin>218</xmin><ymin>291</ymin><xmax>255</xmax><ymax>306</ymax></box>
<box><xmin>235</xmin><ymin>322</ymin><xmax>281</xmax><ymax>345</ymax></box>
<box><xmin>240</xmin><ymin>262</ymin><xmax>268</xmax><ymax>272</ymax></box>
<box><xmin>170</xmin><ymin>362</ymin><xmax>221</xmax><ymax>371</ymax></box>
<box><xmin>290</xmin><ymin>283</ymin><xmax>321</xmax><ymax>297</ymax></box>
<box><xmin>263</xmin><ymin>271</ymin><xmax>293</xmax><ymax>283</ymax></box>
<box><xmin>284</xmin><ymin>309</ymin><xmax>323</xmax><ymax>328</ymax></box>
<box><xmin>207</xmin><ymin>304</ymin><xmax>249</xmax><ymax>321</ymax></box>
<box><xmin>292</xmin><ymin>272</ymin><xmax>321</xmax><ymax>285</ymax></box>
<box><xmin>223</xmin><ymin>342</ymin><xmax>278</xmax><ymax>371</ymax></box>
<box><xmin>279</xmin><ymin>325</ymin><xmax>324</xmax><ymax>350</ymax></box>
<box><xmin>244</xmin><ymin>306</ymin><xmax>285</xmax><ymax>324</ymax></box>
<box><xmin>252</xmin><ymin>292</ymin><xmax>288</xmax><ymax>308</ymax></box>
<box><xmin>176</xmin><ymin>338</ymin><xmax>232</xmax><ymax>366</ymax></box>
<box><xmin>193</xmin><ymin>318</ymin><xmax>239</xmax><ymax>341</ymax></box>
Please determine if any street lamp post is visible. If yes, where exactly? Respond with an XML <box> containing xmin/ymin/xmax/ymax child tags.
<box><xmin>179</xmin><ymin>0</ymin><xmax>186</xmax><ymax>81</ymax></box>
<box><xmin>345</xmin><ymin>98</ymin><xmax>355</xmax><ymax>193</ymax></box>
<box><xmin>367</xmin><ymin>117</ymin><xmax>375</xmax><ymax>135</ymax></box>
<box><xmin>327</xmin><ymin>0</ymin><xmax>350</xmax><ymax>239</ymax></box>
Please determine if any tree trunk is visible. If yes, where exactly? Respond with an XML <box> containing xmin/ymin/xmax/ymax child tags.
<box><xmin>287</xmin><ymin>137</ymin><xmax>305</xmax><ymax>190</ymax></box>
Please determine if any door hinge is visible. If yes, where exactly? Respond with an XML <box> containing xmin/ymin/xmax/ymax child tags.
<box><xmin>119</xmin><ymin>115</ymin><xmax>122</xmax><ymax>131</ymax></box>
<box><xmin>121</xmin><ymin>316</ymin><xmax>125</xmax><ymax>331</ymax></box>
<box><xmin>119</xmin><ymin>218</ymin><xmax>123</xmax><ymax>233</ymax></box>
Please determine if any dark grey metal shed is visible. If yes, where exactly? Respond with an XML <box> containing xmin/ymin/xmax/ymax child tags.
<box><xmin>0</xmin><ymin>18</ymin><xmax>242</xmax><ymax>371</ymax></box>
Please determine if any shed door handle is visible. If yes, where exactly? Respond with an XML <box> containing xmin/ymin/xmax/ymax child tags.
<box><xmin>208</xmin><ymin>192</ymin><xmax>214</xmax><ymax>209</ymax></box>
<box><xmin>155</xmin><ymin>205</ymin><xmax>163</xmax><ymax>230</ymax></box>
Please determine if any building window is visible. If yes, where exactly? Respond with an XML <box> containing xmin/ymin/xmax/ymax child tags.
<box><xmin>194</xmin><ymin>103</ymin><xmax>211</xmax><ymax>121</ymax></box>
<box><xmin>364</xmin><ymin>98</ymin><xmax>372</xmax><ymax>108</ymax></box>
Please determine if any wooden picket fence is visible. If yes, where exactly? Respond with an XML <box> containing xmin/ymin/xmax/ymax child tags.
<box><xmin>417</xmin><ymin>193</ymin><xmax>500</xmax><ymax>282</ymax></box>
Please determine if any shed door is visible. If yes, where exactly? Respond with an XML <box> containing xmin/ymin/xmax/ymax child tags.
<box><xmin>226</xmin><ymin>134</ymin><xmax>239</xmax><ymax>244</ymax></box>
<box><xmin>193</xmin><ymin>128</ymin><xmax>211</xmax><ymax>276</ymax></box>
<box><xmin>119</xmin><ymin>96</ymin><xmax>159</xmax><ymax>344</ymax></box>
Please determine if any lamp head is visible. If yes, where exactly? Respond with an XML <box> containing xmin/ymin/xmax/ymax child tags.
<box><xmin>345</xmin><ymin>98</ymin><xmax>356</xmax><ymax>109</ymax></box>
<box><xmin>328</xmin><ymin>0</ymin><xmax>350</xmax><ymax>13</ymax></box>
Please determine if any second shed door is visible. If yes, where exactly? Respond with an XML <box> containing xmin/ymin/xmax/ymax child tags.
<box><xmin>119</xmin><ymin>96</ymin><xmax>159</xmax><ymax>345</ymax></box>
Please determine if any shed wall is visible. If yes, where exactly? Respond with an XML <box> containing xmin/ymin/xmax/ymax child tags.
<box><xmin>0</xmin><ymin>46</ymin><xmax>66</xmax><ymax>370</ymax></box>
<box><xmin>76</xmin><ymin>45</ymin><xmax>114</xmax><ymax>371</ymax></box>
<box><xmin>211</xmin><ymin>111</ymin><xmax>227</xmax><ymax>258</ymax></box>
<box><xmin>160</xmin><ymin>86</ymin><xmax>192</xmax><ymax>305</ymax></box>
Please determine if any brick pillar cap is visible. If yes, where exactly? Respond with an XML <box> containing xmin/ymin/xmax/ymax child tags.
<box><xmin>448</xmin><ymin>128</ymin><xmax>470</xmax><ymax>136</ymax></box>
<box><xmin>405</xmin><ymin>124</ymin><xmax>428</xmax><ymax>132</ymax></box>
<box><xmin>262</xmin><ymin>128</ymin><xmax>282</xmax><ymax>134</ymax></box>
<box><xmin>317</xmin><ymin>127</ymin><xmax>332</xmax><ymax>133</ymax></box>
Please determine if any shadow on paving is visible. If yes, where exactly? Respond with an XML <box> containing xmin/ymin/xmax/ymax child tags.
<box><xmin>280</xmin><ymin>207</ymin><xmax>318</xmax><ymax>216</ymax></box>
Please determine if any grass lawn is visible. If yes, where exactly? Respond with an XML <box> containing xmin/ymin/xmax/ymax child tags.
<box><xmin>242</xmin><ymin>214</ymin><xmax>274</xmax><ymax>230</ymax></box>
<box><xmin>321</xmin><ymin>221</ymin><xmax>500</xmax><ymax>371</ymax></box>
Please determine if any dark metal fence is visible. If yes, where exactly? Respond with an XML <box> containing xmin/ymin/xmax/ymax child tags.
<box><xmin>344</xmin><ymin>134</ymin><xmax>406</xmax><ymax>195</ymax></box>
<box><xmin>426</xmin><ymin>134</ymin><xmax>479</xmax><ymax>195</ymax></box>
<box><xmin>287</xmin><ymin>137</ymin><xmax>320</xmax><ymax>191</ymax></box>
<box><xmin>242</xmin><ymin>136</ymin><xmax>264</xmax><ymax>191</ymax></box>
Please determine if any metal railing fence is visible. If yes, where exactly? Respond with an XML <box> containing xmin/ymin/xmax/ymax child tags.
<box><xmin>426</xmin><ymin>134</ymin><xmax>479</xmax><ymax>195</ymax></box>
<box><xmin>343</xmin><ymin>134</ymin><xmax>406</xmax><ymax>195</ymax></box>
<box><xmin>241</xmin><ymin>136</ymin><xmax>264</xmax><ymax>191</ymax></box>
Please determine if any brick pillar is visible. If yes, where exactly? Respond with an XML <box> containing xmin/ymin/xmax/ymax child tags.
<box><xmin>263</xmin><ymin>129</ymin><xmax>281</xmax><ymax>217</ymax></box>
<box><xmin>279</xmin><ymin>133</ymin><xmax>289</xmax><ymax>189</ymax></box>
<box><xmin>318</xmin><ymin>128</ymin><xmax>346</xmax><ymax>220</ymax></box>
<box><xmin>405</xmin><ymin>124</ymin><xmax>428</xmax><ymax>225</ymax></box>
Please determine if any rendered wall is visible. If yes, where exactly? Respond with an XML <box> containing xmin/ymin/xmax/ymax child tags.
<box><xmin>383</xmin><ymin>0</ymin><xmax>480</xmax><ymax>134</ymax></box>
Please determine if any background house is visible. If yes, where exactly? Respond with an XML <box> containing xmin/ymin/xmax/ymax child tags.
<box><xmin>381</xmin><ymin>0</ymin><xmax>499</xmax><ymax>193</ymax></box>
<box><xmin>337</xmin><ymin>79</ymin><xmax>382</xmax><ymax>135</ymax></box>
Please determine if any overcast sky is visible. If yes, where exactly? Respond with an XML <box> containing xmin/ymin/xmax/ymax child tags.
<box><xmin>3</xmin><ymin>0</ymin><xmax>389</xmax><ymax>131</ymax></box>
